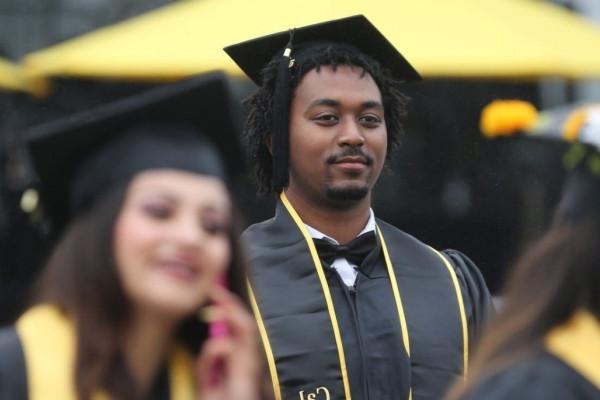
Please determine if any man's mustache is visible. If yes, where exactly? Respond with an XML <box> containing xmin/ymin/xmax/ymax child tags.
<box><xmin>326</xmin><ymin>148</ymin><xmax>373</xmax><ymax>166</ymax></box>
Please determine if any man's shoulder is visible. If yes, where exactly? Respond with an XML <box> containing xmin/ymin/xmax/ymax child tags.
<box><xmin>375</xmin><ymin>218</ymin><xmax>476</xmax><ymax>276</ymax></box>
<box><xmin>241</xmin><ymin>217</ymin><xmax>276</xmax><ymax>239</ymax></box>
<box><xmin>240</xmin><ymin>216</ymin><xmax>288</xmax><ymax>259</ymax></box>
<box><xmin>375</xmin><ymin>218</ymin><xmax>433</xmax><ymax>249</ymax></box>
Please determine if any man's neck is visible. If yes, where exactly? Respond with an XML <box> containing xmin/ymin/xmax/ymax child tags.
<box><xmin>284</xmin><ymin>188</ymin><xmax>372</xmax><ymax>244</ymax></box>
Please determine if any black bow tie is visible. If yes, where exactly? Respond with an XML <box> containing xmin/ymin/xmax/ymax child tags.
<box><xmin>313</xmin><ymin>232</ymin><xmax>377</xmax><ymax>267</ymax></box>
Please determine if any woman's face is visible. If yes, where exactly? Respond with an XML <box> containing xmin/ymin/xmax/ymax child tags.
<box><xmin>114</xmin><ymin>169</ymin><xmax>231</xmax><ymax>319</ymax></box>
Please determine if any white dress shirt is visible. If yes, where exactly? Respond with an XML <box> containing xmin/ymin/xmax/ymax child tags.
<box><xmin>305</xmin><ymin>209</ymin><xmax>376</xmax><ymax>287</ymax></box>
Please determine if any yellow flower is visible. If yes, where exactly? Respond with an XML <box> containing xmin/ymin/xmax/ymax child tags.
<box><xmin>480</xmin><ymin>100</ymin><xmax>539</xmax><ymax>138</ymax></box>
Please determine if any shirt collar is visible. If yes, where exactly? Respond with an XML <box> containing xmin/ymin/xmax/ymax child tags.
<box><xmin>304</xmin><ymin>208</ymin><xmax>376</xmax><ymax>244</ymax></box>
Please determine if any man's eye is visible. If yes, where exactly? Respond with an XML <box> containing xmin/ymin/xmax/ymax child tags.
<box><xmin>360</xmin><ymin>115</ymin><xmax>383</xmax><ymax>127</ymax></box>
<box><xmin>314</xmin><ymin>114</ymin><xmax>338</xmax><ymax>123</ymax></box>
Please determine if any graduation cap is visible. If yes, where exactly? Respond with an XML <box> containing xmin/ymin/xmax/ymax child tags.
<box><xmin>480</xmin><ymin>100</ymin><xmax>600</xmax><ymax>222</ymax></box>
<box><xmin>224</xmin><ymin>15</ymin><xmax>421</xmax><ymax>192</ymax></box>
<box><xmin>225</xmin><ymin>15</ymin><xmax>421</xmax><ymax>86</ymax></box>
<box><xmin>24</xmin><ymin>72</ymin><xmax>244</xmax><ymax>232</ymax></box>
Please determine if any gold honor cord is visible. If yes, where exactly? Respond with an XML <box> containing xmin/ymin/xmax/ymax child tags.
<box><xmin>429</xmin><ymin>247</ymin><xmax>469</xmax><ymax>378</ymax></box>
<box><xmin>280</xmin><ymin>192</ymin><xmax>353</xmax><ymax>400</ymax></box>
<box><xmin>376</xmin><ymin>225</ymin><xmax>413</xmax><ymax>400</ymax></box>
<box><xmin>247</xmin><ymin>280</ymin><xmax>283</xmax><ymax>400</ymax></box>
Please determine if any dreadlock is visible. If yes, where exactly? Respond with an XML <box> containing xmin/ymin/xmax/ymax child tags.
<box><xmin>243</xmin><ymin>43</ymin><xmax>410</xmax><ymax>195</ymax></box>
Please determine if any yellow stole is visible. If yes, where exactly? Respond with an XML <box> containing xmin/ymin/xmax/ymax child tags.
<box><xmin>16</xmin><ymin>304</ymin><xmax>196</xmax><ymax>400</ymax></box>
<box><xmin>545</xmin><ymin>310</ymin><xmax>600</xmax><ymax>390</ymax></box>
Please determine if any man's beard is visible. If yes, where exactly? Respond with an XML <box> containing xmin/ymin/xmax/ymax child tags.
<box><xmin>323</xmin><ymin>148</ymin><xmax>373</xmax><ymax>204</ymax></box>
<box><xmin>325</xmin><ymin>183</ymin><xmax>369</xmax><ymax>203</ymax></box>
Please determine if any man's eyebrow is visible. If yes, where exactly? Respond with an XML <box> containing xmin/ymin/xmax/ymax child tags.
<box><xmin>307</xmin><ymin>99</ymin><xmax>384</xmax><ymax>110</ymax></box>
<box><xmin>308</xmin><ymin>98</ymin><xmax>340</xmax><ymax>108</ymax></box>
<box><xmin>361</xmin><ymin>100</ymin><xmax>384</xmax><ymax>111</ymax></box>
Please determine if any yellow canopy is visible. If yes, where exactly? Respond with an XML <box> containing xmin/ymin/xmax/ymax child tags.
<box><xmin>21</xmin><ymin>0</ymin><xmax>600</xmax><ymax>94</ymax></box>
<box><xmin>0</xmin><ymin>57</ymin><xmax>28</xmax><ymax>92</ymax></box>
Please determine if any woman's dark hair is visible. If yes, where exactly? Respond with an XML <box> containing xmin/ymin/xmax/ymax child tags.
<box><xmin>447</xmin><ymin>211</ymin><xmax>600</xmax><ymax>399</ymax></box>
<box><xmin>36</xmin><ymin>182</ymin><xmax>248</xmax><ymax>400</ymax></box>
<box><xmin>244</xmin><ymin>43</ymin><xmax>410</xmax><ymax>195</ymax></box>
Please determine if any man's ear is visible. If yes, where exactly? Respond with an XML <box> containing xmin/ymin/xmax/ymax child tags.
<box><xmin>265</xmin><ymin>134</ymin><xmax>273</xmax><ymax>155</ymax></box>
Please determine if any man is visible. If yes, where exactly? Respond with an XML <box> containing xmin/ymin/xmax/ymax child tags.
<box><xmin>225</xmin><ymin>15</ymin><xmax>493</xmax><ymax>400</ymax></box>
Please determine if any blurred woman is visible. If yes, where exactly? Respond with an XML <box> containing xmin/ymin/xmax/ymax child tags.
<box><xmin>448</xmin><ymin>101</ymin><xmax>600</xmax><ymax>399</ymax></box>
<box><xmin>0</xmin><ymin>73</ymin><xmax>259</xmax><ymax>400</ymax></box>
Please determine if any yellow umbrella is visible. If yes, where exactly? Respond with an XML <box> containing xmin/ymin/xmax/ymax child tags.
<box><xmin>21</xmin><ymin>0</ymin><xmax>600</xmax><ymax>95</ymax></box>
<box><xmin>0</xmin><ymin>57</ymin><xmax>29</xmax><ymax>93</ymax></box>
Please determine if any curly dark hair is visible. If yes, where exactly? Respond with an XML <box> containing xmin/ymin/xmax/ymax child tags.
<box><xmin>243</xmin><ymin>43</ymin><xmax>411</xmax><ymax>195</ymax></box>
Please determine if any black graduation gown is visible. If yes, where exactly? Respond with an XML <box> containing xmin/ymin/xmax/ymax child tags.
<box><xmin>0</xmin><ymin>319</ymin><xmax>191</xmax><ymax>400</ymax></box>
<box><xmin>243</xmin><ymin>198</ymin><xmax>493</xmax><ymax>400</ymax></box>
<box><xmin>0</xmin><ymin>326</ymin><xmax>27</xmax><ymax>399</ymax></box>
<box><xmin>462</xmin><ymin>352</ymin><xmax>600</xmax><ymax>399</ymax></box>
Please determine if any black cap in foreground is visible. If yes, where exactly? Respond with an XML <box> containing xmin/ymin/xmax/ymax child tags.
<box><xmin>25</xmin><ymin>71</ymin><xmax>244</xmax><ymax>231</ymax></box>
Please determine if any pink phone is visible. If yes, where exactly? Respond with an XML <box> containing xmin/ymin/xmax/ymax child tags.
<box><xmin>207</xmin><ymin>275</ymin><xmax>229</xmax><ymax>386</ymax></box>
<box><xmin>209</xmin><ymin>275</ymin><xmax>230</xmax><ymax>338</ymax></box>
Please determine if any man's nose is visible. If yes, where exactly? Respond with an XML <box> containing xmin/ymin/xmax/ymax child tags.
<box><xmin>338</xmin><ymin>118</ymin><xmax>365</xmax><ymax>147</ymax></box>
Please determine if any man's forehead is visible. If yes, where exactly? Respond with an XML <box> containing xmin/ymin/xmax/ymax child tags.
<box><xmin>294</xmin><ymin>66</ymin><xmax>382</xmax><ymax>102</ymax></box>
<box><xmin>309</xmin><ymin>64</ymin><xmax>371</xmax><ymax>79</ymax></box>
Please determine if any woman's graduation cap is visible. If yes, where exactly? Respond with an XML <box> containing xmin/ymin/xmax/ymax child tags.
<box><xmin>224</xmin><ymin>15</ymin><xmax>421</xmax><ymax>192</ymax></box>
<box><xmin>480</xmin><ymin>100</ymin><xmax>600</xmax><ymax>222</ymax></box>
<box><xmin>24</xmin><ymin>72</ymin><xmax>244</xmax><ymax>231</ymax></box>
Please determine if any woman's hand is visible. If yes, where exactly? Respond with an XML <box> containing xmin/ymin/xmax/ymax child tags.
<box><xmin>196</xmin><ymin>286</ymin><xmax>260</xmax><ymax>400</ymax></box>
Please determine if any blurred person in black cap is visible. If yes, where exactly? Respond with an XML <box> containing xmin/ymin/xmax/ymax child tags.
<box><xmin>0</xmin><ymin>72</ymin><xmax>261</xmax><ymax>400</ymax></box>
<box><xmin>447</xmin><ymin>101</ymin><xmax>600</xmax><ymax>399</ymax></box>
<box><xmin>225</xmin><ymin>15</ymin><xmax>494</xmax><ymax>400</ymax></box>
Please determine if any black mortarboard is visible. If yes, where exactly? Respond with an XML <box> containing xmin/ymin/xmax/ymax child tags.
<box><xmin>224</xmin><ymin>15</ymin><xmax>421</xmax><ymax>192</ymax></box>
<box><xmin>25</xmin><ymin>72</ymin><xmax>244</xmax><ymax>231</ymax></box>
<box><xmin>224</xmin><ymin>15</ymin><xmax>421</xmax><ymax>86</ymax></box>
